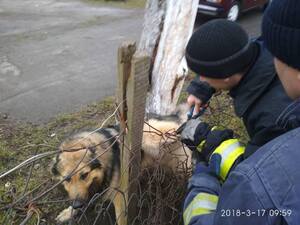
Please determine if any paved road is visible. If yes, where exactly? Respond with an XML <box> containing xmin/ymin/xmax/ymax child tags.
<box><xmin>0</xmin><ymin>0</ymin><xmax>262</xmax><ymax>123</ymax></box>
<box><xmin>0</xmin><ymin>0</ymin><xmax>144</xmax><ymax>123</ymax></box>
<box><xmin>237</xmin><ymin>9</ymin><xmax>263</xmax><ymax>37</ymax></box>
<box><xmin>195</xmin><ymin>9</ymin><xmax>263</xmax><ymax>37</ymax></box>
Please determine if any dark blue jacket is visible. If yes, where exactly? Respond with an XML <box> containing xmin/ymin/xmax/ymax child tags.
<box><xmin>228</xmin><ymin>41</ymin><xmax>296</xmax><ymax>157</ymax></box>
<box><xmin>183</xmin><ymin>102</ymin><xmax>300</xmax><ymax>225</ymax></box>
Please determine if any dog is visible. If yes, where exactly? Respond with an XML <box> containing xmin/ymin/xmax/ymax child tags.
<box><xmin>51</xmin><ymin>115</ymin><xmax>192</xmax><ymax>224</ymax></box>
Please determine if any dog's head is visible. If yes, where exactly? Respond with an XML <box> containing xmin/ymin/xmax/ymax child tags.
<box><xmin>51</xmin><ymin>131</ymin><xmax>115</xmax><ymax>209</ymax></box>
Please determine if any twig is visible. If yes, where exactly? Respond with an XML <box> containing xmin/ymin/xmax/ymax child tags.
<box><xmin>0</xmin><ymin>151</ymin><xmax>59</xmax><ymax>179</ymax></box>
<box><xmin>21</xmin><ymin>148</ymin><xmax>39</xmax><ymax>197</ymax></box>
<box><xmin>19</xmin><ymin>210</ymin><xmax>34</xmax><ymax>225</ymax></box>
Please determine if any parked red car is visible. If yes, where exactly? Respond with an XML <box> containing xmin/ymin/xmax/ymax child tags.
<box><xmin>198</xmin><ymin>0</ymin><xmax>271</xmax><ymax>21</ymax></box>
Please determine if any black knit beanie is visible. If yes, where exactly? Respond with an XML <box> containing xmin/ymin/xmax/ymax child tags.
<box><xmin>186</xmin><ymin>19</ymin><xmax>257</xmax><ymax>79</ymax></box>
<box><xmin>262</xmin><ymin>0</ymin><xmax>300</xmax><ymax>70</ymax></box>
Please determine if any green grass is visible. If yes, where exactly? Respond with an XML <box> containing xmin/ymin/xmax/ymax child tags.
<box><xmin>84</xmin><ymin>0</ymin><xmax>147</xmax><ymax>9</ymax></box>
<box><xmin>203</xmin><ymin>93</ymin><xmax>249</xmax><ymax>144</ymax></box>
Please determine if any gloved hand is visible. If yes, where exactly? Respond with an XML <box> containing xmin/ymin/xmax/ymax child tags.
<box><xmin>181</xmin><ymin>120</ymin><xmax>234</xmax><ymax>162</ymax></box>
<box><xmin>180</xmin><ymin>119</ymin><xmax>210</xmax><ymax>153</ymax></box>
<box><xmin>193</xmin><ymin>138</ymin><xmax>245</xmax><ymax>181</ymax></box>
<box><xmin>201</xmin><ymin>129</ymin><xmax>234</xmax><ymax>161</ymax></box>
<box><xmin>186</xmin><ymin>79</ymin><xmax>216</xmax><ymax>106</ymax></box>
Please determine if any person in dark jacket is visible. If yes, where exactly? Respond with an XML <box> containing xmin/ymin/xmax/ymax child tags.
<box><xmin>181</xmin><ymin>0</ymin><xmax>300</xmax><ymax>224</ymax></box>
<box><xmin>185</xmin><ymin>19</ymin><xmax>300</xmax><ymax>157</ymax></box>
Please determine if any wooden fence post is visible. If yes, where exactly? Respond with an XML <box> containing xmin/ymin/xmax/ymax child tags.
<box><xmin>117</xmin><ymin>41</ymin><xmax>150</xmax><ymax>225</ymax></box>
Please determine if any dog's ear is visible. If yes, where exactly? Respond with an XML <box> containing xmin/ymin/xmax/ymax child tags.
<box><xmin>90</xmin><ymin>158</ymin><xmax>102</xmax><ymax>170</ymax></box>
<box><xmin>50</xmin><ymin>155</ymin><xmax>61</xmax><ymax>177</ymax></box>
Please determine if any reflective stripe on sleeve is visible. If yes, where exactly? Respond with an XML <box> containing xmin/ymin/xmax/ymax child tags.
<box><xmin>211</xmin><ymin>139</ymin><xmax>245</xmax><ymax>181</ymax></box>
<box><xmin>197</xmin><ymin>140</ymin><xmax>206</xmax><ymax>152</ymax></box>
<box><xmin>183</xmin><ymin>193</ymin><xmax>218</xmax><ymax>225</ymax></box>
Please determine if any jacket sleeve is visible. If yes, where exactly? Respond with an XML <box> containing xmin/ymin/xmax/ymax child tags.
<box><xmin>186</xmin><ymin>78</ymin><xmax>215</xmax><ymax>105</ymax></box>
<box><xmin>183</xmin><ymin>138</ymin><xmax>246</xmax><ymax>225</ymax></box>
<box><xmin>184</xmin><ymin>168</ymin><xmax>271</xmax><ymax>225</ymax></box>
<box><xmin>213</xmin><ymin>170</ymin><xmax>270</xmax><ymax>225</ymax></box>
<box><xmin>183</xmin><ymin>164</ymin><xmax>221</xmax><ymax>225</ymax></box>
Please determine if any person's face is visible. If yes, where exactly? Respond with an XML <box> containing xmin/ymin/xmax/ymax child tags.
<box><xmin>274</xmin><ymin>58</ymin><xmax>300</xmax><ymax>100</ymax></box>
<box><xmin>199</xmin><ymin>74</ymin><xmax>242</xmax><ymax>91</ymax></box>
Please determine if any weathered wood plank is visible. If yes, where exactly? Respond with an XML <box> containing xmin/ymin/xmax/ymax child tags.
<box><xmin>117</xmin><ymin>41</ymin><xmax>136</xmax><ymax>225</ymax></box>
<box><xmin>117</xmin><ymin>42</ymin><xmax>150</xmax><ymax>225</ymax></box>
<box><xmin>125</xmin><ymin>52</ymin><xmax>150</xmax><ymax>224</ymax></box>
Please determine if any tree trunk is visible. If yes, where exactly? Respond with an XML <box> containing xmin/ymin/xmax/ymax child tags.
<box><xmin>139</xmin><ymin>0</ymin><xmax>198</xmax><ymax>115</ymax></box>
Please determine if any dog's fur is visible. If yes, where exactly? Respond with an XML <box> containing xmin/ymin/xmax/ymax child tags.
<box><xmin>52</xmin><ymin>117</ymin><xmax>191</xmax><ymax>224</ymax></box>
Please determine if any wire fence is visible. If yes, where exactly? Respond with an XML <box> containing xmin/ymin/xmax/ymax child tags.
<box><xmin>0</xmin><ymin>93</ymin><xmax>247</xmax><ymax>225</ymax></box>
<box><xmin>0</xmin><ymin>110</ymin><xmax>191</xmax><ymax>225</ymax></box>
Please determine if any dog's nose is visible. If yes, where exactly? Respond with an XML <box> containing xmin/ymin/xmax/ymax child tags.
<box><xmin>72</xmin><ymin>199</ymin><xmax>84</xmax><ymax>209</ymax></box>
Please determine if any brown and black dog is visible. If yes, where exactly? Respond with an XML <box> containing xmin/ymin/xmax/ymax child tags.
<box><xmin>52</xmin><ymin>116</ymin><xmax>192</xmax><ymax>224</ymax></box>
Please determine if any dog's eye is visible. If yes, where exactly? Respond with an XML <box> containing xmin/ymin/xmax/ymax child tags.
<box><xmin>80</xmin><ymin>172</ymin><xmax>89</xmax><ymax>180</ymax></box>
<box><xmin>65</xmin><ymin>176</ymin><xmax>71</xmax><ymax>183</ymax></box>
